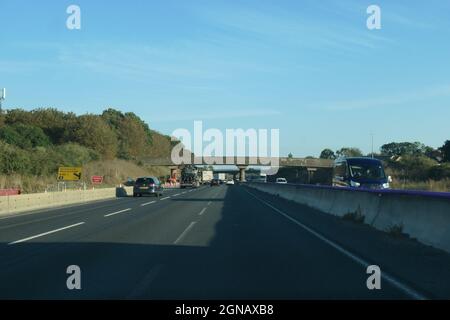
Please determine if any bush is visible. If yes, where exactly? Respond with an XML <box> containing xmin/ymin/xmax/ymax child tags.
<box><xmin>387</xmin><ymin>155</ymin><xmax>438</xmax><ymax>181</ymax></box>
<box><xmin>342</xmin><ymin>206</ymin><xmax>365</xmax><ymax>223</ymax></box>
<box><xmin>0</xmin><ymin>141</ymin><xmax>32</xmax><ymax>175</ymax></box>
<box><xmin>429</xmin><ymin>163</ymin><xmax>450</xmax><ymax>180</ymax></box>
<box><xmin>0</xmin><ymin>124</ymin><xmax>50</xmax><ymax>149</ymax></box>
<box><xmin>54</xmin><ymin>143</ymin><xmax>99</xmax><ymax>166</ymax></box>
<box><xmin>387</xmin><ymin>223</ymin><xmax>406</xmax><ymax>238</ymax></box>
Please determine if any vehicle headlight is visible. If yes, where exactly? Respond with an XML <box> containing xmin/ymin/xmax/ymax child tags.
<box><xmin>382</xmin><ymin>183</ymin><xmax>390</xmax><ymax>189</ymax></box>
<box><xmin>350</xmin><ymin>180</ymin><xmax>361</xmax><ymax>187</ymax></box>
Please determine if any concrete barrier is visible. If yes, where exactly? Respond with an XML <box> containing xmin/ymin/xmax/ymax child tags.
<box><xmin>0</xmin><ymin>186</ymin><xmax>134</xmax><ymax>216</ymax></box>
<box><xmin>247</xmin><ymin>182</ymin><xmax>450</xmax><ymax>254</ymax></box>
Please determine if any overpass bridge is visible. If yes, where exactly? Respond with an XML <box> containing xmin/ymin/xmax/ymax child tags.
<box><xmin>143</xmin><ymin>155</ymin><xmax>334</xmax><ymax>182</ymax></box>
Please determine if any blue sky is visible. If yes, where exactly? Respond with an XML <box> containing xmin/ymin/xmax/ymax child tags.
<box><xmin>1</xmin><ymin>0</ymin><xmax>450</xmax><ymax>157</ymax></box>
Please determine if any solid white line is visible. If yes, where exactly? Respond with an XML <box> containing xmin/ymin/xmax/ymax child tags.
<box><xmin>199</xmin><ymin>208</ymin><xmax>207</xmax><ymax>216</ymax></box>
<box><xmin>173</xmin><ymin>193</ymin><xmax>181</xmax><ymax>197</ymax></box>
<box><xmin>8</xmin><ymin>222</ymin><xmax>85</xmax><ymax>245</ymax></box>
<box><xmin>104</xmin><ymin>208</ymin><xmax>131</xmax><ymax>217</ymax></box>
<box><xmin>243</xmin><ymin>189</ymin><xmax>428</xmax><ymax>300</ymax></box>
<box><xmin>0</xmin><ymin>197</ymin><xmax>126</xmax><ymax>222</ymax></box>
<box><xmin>160</xmin><ymin>196</ymin><xmax>170</xmax><ymax>201</ymax></box>
<box><xmin>174</xmin><ymin>222</ymin><xmax>197</xmax><ymax>244</ymax></box>
<box><xmin>140</xmin><ymin>201</ymin><xmax>156</xmax><ymax>207</ymax></box>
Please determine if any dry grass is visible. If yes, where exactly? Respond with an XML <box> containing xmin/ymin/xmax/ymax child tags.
<box><xmin>0</xmin><ymin>159</ymin><xmax>171</xmax><ymax>194</ymax></box>
<box><xmin>342</xmin><ymin>206</ymin><xmax>365</xmax><ymax>223</ymax></box>
<box><xmin>0</xmin><ymin>175</ymin><xmax>56</xmax><ymax>194</ymax></box>
<box><xmin>391</xmin><ymin>179</ymin><xmax>450</xmax><ymax>193</ymax></box>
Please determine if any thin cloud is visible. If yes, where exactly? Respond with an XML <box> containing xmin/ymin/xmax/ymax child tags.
<box><xmin>151</xmin><ymin>109</ymin><xmax>282</xmax><ymax>122</ymax></box>
<box><xmin>312</xmin><ymin>85</ymin><xmax>450</xmax><ymax>111</ymax></box>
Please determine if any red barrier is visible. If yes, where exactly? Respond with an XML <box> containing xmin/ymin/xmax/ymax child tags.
<box><xmin>0</xmin><ymin>189</ymin><xmax>21</xmax><ymax>196</ymax></box>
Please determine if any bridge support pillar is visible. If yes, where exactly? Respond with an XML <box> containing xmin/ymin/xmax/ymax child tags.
<box><xmin>306</xmin><ymin>168</ymin><xmax>317</xmax><ymax>184</ymax></box>
<box><xmin>238</xmin><ymin>166</ymin><xmax>247</xmax><ymax>182</ymax></box>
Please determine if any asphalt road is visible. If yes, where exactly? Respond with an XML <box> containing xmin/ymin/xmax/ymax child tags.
<box><xmin>1</xmin><ymin>184</ymin><xmax>450</xmax><ymax>299</ymax></box>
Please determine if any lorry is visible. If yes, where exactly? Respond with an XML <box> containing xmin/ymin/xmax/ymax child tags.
<box><xmin>180</xmin><ymin>165</ymin><xmax>200</xmax><ymax>189</ymax></box>
<box><xmin>201</xmin><ymin>170</ymin><xmax>213</xmax><ymax>184</ymax></box>
<box><xmin>213</xmin><ymin>173</ymin><xmax>226</xmax><ymax>182</ymax></box>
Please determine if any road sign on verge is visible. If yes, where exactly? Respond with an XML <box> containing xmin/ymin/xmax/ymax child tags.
<box><xmin>58</xmin><ymin>167</ymin><xmax>82</xmax><ymax>181</ymax></box>
<box><xmin>91</xmin><ymin>176</ymin><xmax>103</xmax><ymax>184</ymax></box>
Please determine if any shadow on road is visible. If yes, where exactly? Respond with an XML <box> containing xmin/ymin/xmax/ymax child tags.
<box><xmin>1</xmin><ymin>186</ymin><xmax>450</xmax><ymax>299</ymax></box>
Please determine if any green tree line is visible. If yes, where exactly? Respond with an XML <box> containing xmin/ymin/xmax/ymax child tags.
<box><xmin>0</xmin><ymin>108</ymin><xmax>171</xmax><ymax>176</ymax></box>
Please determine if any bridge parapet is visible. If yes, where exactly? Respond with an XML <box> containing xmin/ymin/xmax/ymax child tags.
<box><xmin>143</xmin><ymin>156</ymin><xmax>333</xmax><ymax>168</ymax></box>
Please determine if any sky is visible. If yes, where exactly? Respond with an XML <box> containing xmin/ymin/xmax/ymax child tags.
<box><xmin>1</xmin><ymin>0</ymin><xmax>450</xmax><ymax>157</ymax></box>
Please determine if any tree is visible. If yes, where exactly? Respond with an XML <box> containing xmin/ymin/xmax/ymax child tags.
<box><xmin>288</xmin><ymin>153</ymin><xmax>293</xmax><ymax>159</ymax></box>
<box><xmin>102</xmin><ymin>108</ymin><xmax>125</xmax><ymax>130</ymax></box>
<box><xmin>380</xmin><ymin>142</ymin><xmax>430</xmax><ymax>157</ymax></box>
<box><xmin>336</xmin><ymin>147</ymin><xmax>363</xmax><ymax>158</ymax></box>
<box><xmin>72</xmin><ymin>115</ymin><xmax>118</xmax><ymax>160</ymax></box>
<box><xmin>320</xmin><ymin>148</ymin><xmax>336</xmax><ymax>159</ymax></box>
<box><xmin>4</xmin><ymin>108</ymin><xmax>34</xmax><ymax>125</ymax></box>
<box><xmin>117</xmin><ymin>117</ymin><xmax>148</xmax><ymax>159</ymax></box>
<box><xmin>440</xmin><ymin>140</ymin><xmax>450</xmax><ymax>162</ymax></box>
<box><xmin>0</xmin><ymin>113</ymin><xmax>5</xmax><ymax>126</ymax></box>
<box><xmin>0</xmin><ymin>124</ymin><xmax>50</xmax><ymax>149</ymax></box>
<box><xmin>124</xmin><ymin>112</ymin><xmax>153</xmax><ymax>145</ymax></box>
<box><xmin>30</xmin><ymin>108</ymin><xmax>73</xmax><ymax>144</ymax></box>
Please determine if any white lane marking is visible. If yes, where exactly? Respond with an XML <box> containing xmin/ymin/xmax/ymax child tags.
<box><xmin>199</xmin><ymin>208</ymin><xmax>207</xmax><ymax>216</ymax></box>
<box><xmin>104</xmin><ymin>208</ymin><xmax>132</xmax><ymax>217</ymax></box>
<box><xmin>207</xmin><ymin>201</ymin><xmax>212</xmax><ymax>206</ymax></box>
<box><xmin>0</xmin><ymin>198</ymin><xmax>135</xmax><ymax>226</ymax></box>
<box><xmin>181</xmin><ymin>192</ymin><xmax>187</xmax><ymax>195</ymax></box>
<box><xmin>174</xmin><ymin>222</ymin><xmax>197</xmax><ymax>244</ymax></box>
<box><xmin>8</xmin><ymin>222</ymin><xmax>85</xmax><ymax>245</ymax></box>
<box><xmin>127</xmin><ymin>264</ymin><xmax>164</xmax><ymax>299</ymax></box>
<box><xmin>140</xmin><ymin>201</ymin><xmax>156</xmax><ymax>207</ymax></box>
<box><xmin>173</xmin><ymin>193</ymin><xmax>181</xmax><ymax>197</ymax></box>
<box><xmin>244</xmin><ymin>189</ymin><xmax>428</xmax><ymax>300</ymax></box>
<box><xmin>160</xmin><ymin>196</ymin><xmax>170</xmax><ymax>201</ymax></box>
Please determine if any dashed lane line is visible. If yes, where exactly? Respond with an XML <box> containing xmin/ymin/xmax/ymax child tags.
<box><xmin>104</xmin><ymin>208</ymin><xmax>132</xmax><ymax>217</ymax></box>
<box><xmin>8</xmin><ymin>222</ymin><xmax>85</xmax><ymax>245</ymax></box>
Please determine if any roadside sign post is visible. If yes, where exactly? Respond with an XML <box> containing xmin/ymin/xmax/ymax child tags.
<box><xmin>91</xmin><ymin>176</ymin><xmax>104</xmax><ymax>189</ymax></box>
<box><xmin>57</xmin><ymin>167</ymin><xmax>82</xmax><ymax>192</ymax></box>
<box><xmin>57</xmin><ymin>167</ymin><xmax>82</xmax><ymax>182</ymax></box>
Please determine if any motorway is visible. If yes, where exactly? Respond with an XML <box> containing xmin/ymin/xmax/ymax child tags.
<box><xmin>1</xmin><ymin>184</ymin><xmax>450</xmax><ymax>299</ymax></box>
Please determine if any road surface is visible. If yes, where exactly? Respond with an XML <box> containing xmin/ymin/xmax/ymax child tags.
<box><xmin>1</xmin><ymin>184</ymin><xmax>450</xmax><ymax>299</ymax></box>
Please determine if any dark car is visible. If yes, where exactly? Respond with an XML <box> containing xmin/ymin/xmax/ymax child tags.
<box><xmin>133</xmin><ymin>177</ymin><xmax>164</xmax><ymax>197</ymax></box>
<box><xmin>210</xmin><ymin>179</ymin><xmax>220</xmax><ymax>186</ymax></box>
<box><xmin>332</xmin><ymin>157</ymin><xmax>392</xmax><ymax>189</ymax></box>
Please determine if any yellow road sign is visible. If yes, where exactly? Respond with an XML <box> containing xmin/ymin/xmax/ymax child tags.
<box><xmin>57</xmin><ymin>167</ymin><xmax>82</xmax><ymax>181</ymax></box>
